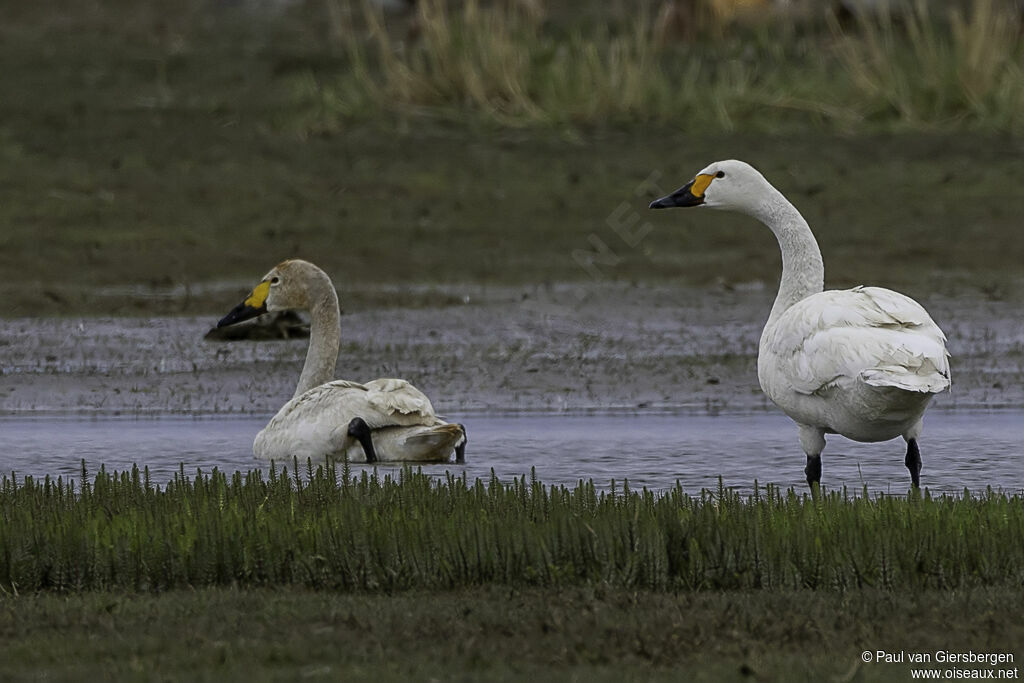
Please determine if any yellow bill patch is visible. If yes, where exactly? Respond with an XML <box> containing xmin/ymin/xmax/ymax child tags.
<box><xmin>690</xmin><ymin>173</ymin><xmax>716</xmax><ymax>198</ymax></box>
<box><xmin>244</xmin><ymin>280</ymin><xmax>271</xmax><ymax>308</ymax></box>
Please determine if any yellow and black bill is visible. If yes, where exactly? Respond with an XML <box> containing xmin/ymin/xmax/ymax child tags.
<box><xmin>649</xmin><ymin>173</ymin><xmax>715</xmax><ymax>209</ymax></box>
<box><xmin>217</xmin><ymin>281</ymin><xmax>270</xmax><ymax>328</ymax></box>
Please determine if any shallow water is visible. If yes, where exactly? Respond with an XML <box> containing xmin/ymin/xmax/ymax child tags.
<box><xmin>1</xmin><ymin>411</ymin><xmax>1021</xmax><ymax>496</ymax></box>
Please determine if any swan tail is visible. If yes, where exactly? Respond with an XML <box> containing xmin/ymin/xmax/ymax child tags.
<box><xmin>403</xmin><ymin>423</ymin><xmax>466</xmax><ymax>451</ymax></box>
<box><xmin>861</xmin><ymin>361</ymin><xmax>951</xmax><ymax>394</ymax></box>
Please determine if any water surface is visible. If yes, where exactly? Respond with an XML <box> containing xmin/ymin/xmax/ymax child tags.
<box><xmin>1</xmin><ymin>411</ymin><xmax>1021</xmax><ymax>496</ymax></box>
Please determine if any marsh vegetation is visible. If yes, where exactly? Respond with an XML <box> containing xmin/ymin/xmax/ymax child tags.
<box><xmin>2</xmin><ymin>463</ymin><xmax>1022</xmax><ymax>593</ymax></box>
<box><xmin>2</xmin><ymin>464</ymin><xmax>1022</xmax><ymax>678</ymax></box>
<box><xmin>316</xmin><ymin>0</ymin><xmax>1024</xmax><ymax>132</ymax></box>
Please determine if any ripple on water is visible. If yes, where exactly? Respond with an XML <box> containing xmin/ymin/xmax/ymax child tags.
<box><xmin>0</xmin><ymin>411</ymin><xmax>1021</xmax><ymax>496</ymax></box>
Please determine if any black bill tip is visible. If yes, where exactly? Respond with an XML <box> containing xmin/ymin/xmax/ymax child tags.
<box><xmin>649</xmin><ymin>179</ymin><xmax>703</xmax><ymax>209</ymax></box>
<box><xmin>217</xmin><ymin>301</ymin><xmax>267</xmax><ymax>328</ymax></box>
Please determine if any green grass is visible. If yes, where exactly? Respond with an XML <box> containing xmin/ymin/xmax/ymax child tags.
<box><xmin>3</xmin><ymin>464</ymin><xmax>1023</xmax><ymax>678</ymax></box>
<box><xmin>2</xmin><ymin>463</ymin><xmax>1022</xmax><ymax>594</ymax></box>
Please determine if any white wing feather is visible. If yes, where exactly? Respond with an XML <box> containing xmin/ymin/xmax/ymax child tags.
<box><xmin>765</xmin><ymin>286</ymin><xmax>950</xmax><ymax>395</ymax></box>
<box><xmin>254</xmin><ymin>378</ymin><xmax>442</xmax><ymax>459</ymax></box>
<box><xmin>362</xmin><ymin>378</ymin><xmax>437</xmax><ymax>418</ymax></box>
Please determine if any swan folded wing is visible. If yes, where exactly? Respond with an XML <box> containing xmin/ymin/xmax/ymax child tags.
<box><xmin>269</xmin><ymin>379</ymin><xmax>436</xmax><ymax>433</ymax></box>
<box><xmin>770</xmin><ymin>288</ymin><xmax>951</xmax><ymax>395</ymax></box>
<box><xmin>256</xmin><ymin>379</ymin><xmax>442</xmax><ymax>459</ymax></box>
<box><xmin>810</xmin><ymin>287</ymin><xmax>939</xmax><ymax>330</ymax></box>
<box><xmin>270</xmin><ymin>380</ymin><xmax>368</xmax><ymax>422</ymax></box>
<box><xmin>362</xmin><ymin>378</ymin><xmax>437</xmax><ymax>421</ymax></box>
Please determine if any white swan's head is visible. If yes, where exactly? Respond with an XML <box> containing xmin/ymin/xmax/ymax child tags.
<box><xmin>217</xmin><ymin>259</ymin><xmax>332</xmax><ymax>328</ymax></box>
<box><xmin>649</xmin><ymin>160</ymin><xmax>773</xmax><ymax>214</ymax></box>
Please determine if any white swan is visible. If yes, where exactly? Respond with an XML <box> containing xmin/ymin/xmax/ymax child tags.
<box><xmin>650</xmin><ymin>160</ymin><xmax>950</xmax><ymax>488</ymax></box>
<box><xmin>217</xmin><ymin>259</ymin><xmax>466</xmax><ymax>464</ymax></box>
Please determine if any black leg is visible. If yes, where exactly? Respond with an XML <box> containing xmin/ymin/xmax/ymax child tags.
<box><xmin>454</xmin><ymin>424</ymin><xmax>467</xmax><ymax>464</ymax></box>
<box><xmin>805</xmin><ymin>454</ymin><xmax>822</xmax><ymax>488</ymax></box>
<box><xmin>905</xmin><ymin>438</ymin><xmax>922</xmax><ymax>489</ymax></box>
<box><xmin>347</xmin><ymin>417</ymin><xmax>377</xmax><ymax>464</ymax></box>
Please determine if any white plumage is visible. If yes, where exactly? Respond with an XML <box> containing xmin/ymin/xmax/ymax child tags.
<box><xmin>762</xmin><ymin>286</ymin><xmax>949</xmax><ymax>395</ymax></box>
<box><xmin>253</xmin><ymin>378</ymin><xmax>461</xmax><ymax>462</ymax></box>
<box><xmin>759</xmin><ymin>285</ymin><xmax>949</xmax><ymax>444</ymax></box>
<box><xmin>651</xmin><ymin>160</ymin><xmax>950</xmax><ymax>488</ymax></box>
<box><xmin>217</xmin><ymin>260</ymin><xmax>466</xmax><ymax>464</ymax></box>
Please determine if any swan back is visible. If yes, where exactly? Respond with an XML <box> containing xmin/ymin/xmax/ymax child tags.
<box><xmin>253</xmin><ymin>378</ymin><xmax>443</xmax><ymax>460</ymax></box>
<box><xmin>760</xmin><ymin>286</ymin><xmax>951</xmax><ymax>398</ymax></box>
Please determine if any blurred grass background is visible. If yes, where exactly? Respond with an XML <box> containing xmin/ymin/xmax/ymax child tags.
<box><xmin>0</xmin><ymin>0</ymin><xmax>1022</xmax><ymax>316</ymax></box>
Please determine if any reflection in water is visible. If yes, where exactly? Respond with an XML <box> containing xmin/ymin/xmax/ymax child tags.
<box><xmin>0</xmin><ymin>412</ymin><xmax>1021</xmax><ymax>496</ymax></box>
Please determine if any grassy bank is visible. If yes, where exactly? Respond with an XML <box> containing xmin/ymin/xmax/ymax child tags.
<box><xmin>1</xmin><ymin>585</ymin><xmax>1022</xmax><ymax>681</ymax></box>
<box><xmin>2</xmin><ymin>464</ymin><xmax>1022</xmax><ymax>678</ymax></box>
<box><xmin>2</xmin><ymin>464</ymin><xmax>1022</xmax><ymax>593</ymax></box>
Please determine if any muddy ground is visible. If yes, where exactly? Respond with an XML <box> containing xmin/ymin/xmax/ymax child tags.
<box><xmin>2</xmin><ymin>282</ymin><xmax>1020</xmax><ymax>417</ymax></box>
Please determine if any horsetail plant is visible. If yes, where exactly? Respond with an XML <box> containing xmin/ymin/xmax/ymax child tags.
<box><xmin>1</xmin><ymin>462</ymin><xmax>1022</xmax><ymax>594</ymax></box>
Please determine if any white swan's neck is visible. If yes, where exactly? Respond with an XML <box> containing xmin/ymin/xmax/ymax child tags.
<box><xmin>294</xmin><ymin>284</ymin><xmax>341</xmax><ymax>399</ymax></box>
<box><xmin>751</xmin><ymin>188</ymin><xmax>824</xmax><ymax>330</ymax></box>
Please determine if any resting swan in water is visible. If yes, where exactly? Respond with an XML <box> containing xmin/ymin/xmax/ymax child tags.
<box><xmin>217</xmin><ymin>259</ymin><xmax>466</xmax><ymax>464</ymax></box>
<box><xmin>650</xmin><ymin>160</ymin><xmax>950</xmax><ymax>488</ymax></box>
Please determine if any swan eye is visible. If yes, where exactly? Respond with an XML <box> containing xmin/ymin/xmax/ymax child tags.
<box><xmin>270</xmin><ymin>277</ymin><xmax>280</xmax><ymax>285</ymax></box>
<box><xmin>715</xmin><ymin>171</ymin><xmax>725</xmax><ymax>178</ymax></box>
